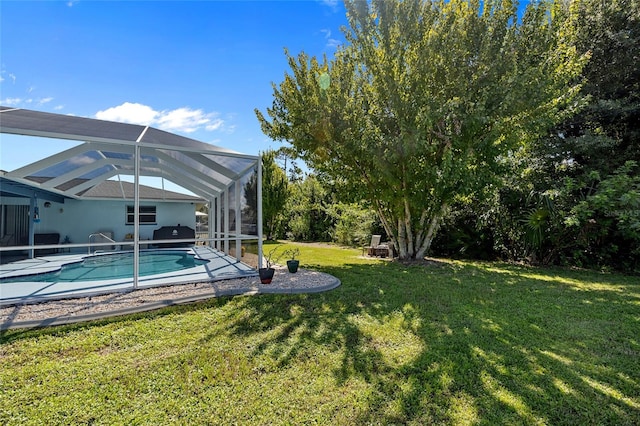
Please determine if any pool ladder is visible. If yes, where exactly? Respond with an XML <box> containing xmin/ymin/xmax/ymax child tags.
<box><xmin>88</xmin><ymin>232</ymin><xmax>116</xmax><ymax>254</ymax></box>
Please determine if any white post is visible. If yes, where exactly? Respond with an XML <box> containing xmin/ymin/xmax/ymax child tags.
<box><xmin>133</xmin><ymin>143</ymin><xmax>140</xmax><ymax>290</ymax></box>
<box><xmin>216</xmin><ymin>196</ymin><xmax>221</xmax><ymax>251</ymax></box>
<box><xmin>235</xmin><ymin>178</ymin><xmax>242</xmax><ymax>260</ymax></box>
<box><xmin>224</xmin><ymin>188</ymin><xmax>229</xmax><ymax>254</ymax></box>
<box><xmin>132</xmin><ymin>126</ymin><xmax>149</xmax><ymax>290</ymax></box>
<box><xmin>207</xmin><ymin>200</ymin><xmax>213</xmax><ymax>248</ymax></box>
<box><xmin>28</xmin><ymin>194</ymin><xmax>35</xmax><ymax>259</ymax></box>
<box><xmin>257</xmin><ymin>158</ymin><xmax>263</xmax><ymax>269</ymax></box>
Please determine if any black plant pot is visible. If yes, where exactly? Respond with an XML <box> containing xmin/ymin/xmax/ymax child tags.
<box><xmin>286</xmin><ymin>260</ymin><xmax>299</xmax><ymax>273</ymax></box>
<box><xmin>258</xmin><ymin>267</ymin><xmax>275</xmax><ymax>284</ymax></box>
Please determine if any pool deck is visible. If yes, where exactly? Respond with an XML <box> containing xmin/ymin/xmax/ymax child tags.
<box><xmin>0</xmin><ymin>247</ymin><xmax>257</xmax><ymax>307</ymax></box>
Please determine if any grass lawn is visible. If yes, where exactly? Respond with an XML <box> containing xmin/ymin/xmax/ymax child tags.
<box><xmin>1</xmin><ymin>242</ymin><xmax>639</xmax><ymax>425</ymax></box>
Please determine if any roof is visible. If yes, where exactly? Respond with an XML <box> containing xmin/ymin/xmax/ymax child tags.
<box><xmin>80</xmin><ymin>180</ymin><xmax>203</xmax><ymax>201</ymax></box>
<box><xmin>0</xmin><ymin>175</ymin><xmax>67</xmax><ymax>203</ymax></box>
<box><xmin>2</xmin><ymin>175</ymin><xmax>202</xmax><ymax>202</ymax></box>
<box><xmin>0</xmin><ymin>106</ymin><xmax>259</xmax><ymax>201</ymax></box>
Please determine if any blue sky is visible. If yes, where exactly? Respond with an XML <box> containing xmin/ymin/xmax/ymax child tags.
<box><xmin>0</xmin><ymin>0</ymin><xmax>346</xmax><ymax>172</ymax></box>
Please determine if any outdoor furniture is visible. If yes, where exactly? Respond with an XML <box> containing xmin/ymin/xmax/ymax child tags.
<box><xmin>365</xmin><ymin>235</ymin><xmax>382</xmax><ymax>256</ymax></box>
<box><xmin>34</xmin><ymin>233</ymin><xmax>60</xmax><ymax>255</ymax></box>
<box><xmin>364</xmin><ymin>235</ymin><xmax>395</xmax><ymax>258</ymax></box>
<box><xmin>152</xmin><ymin>225</ymin><xmax>195</xmax><ymax>248</ymax></box>
<box><xmin>0</xmin><ymin>234</ymin><xmax>15</xmax><ymax>247</ymax></box>
<box><xmin>375</xmin><ymin>244</ymin><xmax>394</xmax><ymax>258</ymax></box>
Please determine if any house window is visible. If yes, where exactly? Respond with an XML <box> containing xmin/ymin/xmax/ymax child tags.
<box><xmin>126</xmin><ymin>205</ymin><xmax>157</xmax><ymax>225</ymax></box>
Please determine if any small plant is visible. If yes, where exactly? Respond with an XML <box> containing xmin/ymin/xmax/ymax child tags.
<box><xmin>284</xmin><ymin>248</ymin><xmax>300</xmax><ymax>261</ymax></box>
<box><xmin>284</xmin><ymin>248</ymin><xmax>301</xmax><ymax>273</ymax></box>
<box><xmin>259</xmin><ymin>246</ymin><xmax>282</xmax><ymax>284</ymax></box>
<box><xmin>262</xmin><ymin>246</ymin><xmax>282</xmax><ymax>269</ymax></box>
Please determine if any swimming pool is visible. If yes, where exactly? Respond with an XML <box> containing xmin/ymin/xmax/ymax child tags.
<box><xmin>0</xmin><ymin>251</ymin><xmax>209</xmax><ymax>283</ymax></box>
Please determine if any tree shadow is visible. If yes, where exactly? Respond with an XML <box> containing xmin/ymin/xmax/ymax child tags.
<box><xmin>2</xmin><ymin>259</ymin><xmax>638</xmax><ymax>423</ymax></box>
<box><xmin>204</xmin><ymin>260</ymin><xmax>640</xmax><ymax>424</ymax></box>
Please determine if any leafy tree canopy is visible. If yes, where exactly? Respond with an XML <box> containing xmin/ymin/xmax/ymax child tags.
<box><xmin>510</xmin><ymin>0</ymin><xmax>640</xmax><ymax>269</ymax></box>
<box><xmin>257</xmin><ymin>0</ymin><xmax>587</xmax><ymax>259</ymax></box>
<box><xmin>260</xmin><ymin>150</ymin><xmax>288</xmax><ymax>240</ymax></box>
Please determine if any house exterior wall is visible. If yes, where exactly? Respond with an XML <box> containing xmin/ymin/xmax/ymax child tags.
<box><xmin>0</xmin><ymin>196</ymin><xmax>196</xmax><ymax>247</ymax></box>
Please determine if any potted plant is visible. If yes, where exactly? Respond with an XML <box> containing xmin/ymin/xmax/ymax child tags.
<box><xmin>284</xmin><ymin>248</ymin><xmax>300</xmax><ymax>273</ymax></box>
<box><xmin>258</xmin><ymin>247</ymin><xmax>279</xmax><ymax>284</ymax></box>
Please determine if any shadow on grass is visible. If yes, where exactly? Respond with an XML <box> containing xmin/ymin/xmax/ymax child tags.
<box><xmin>2</xmin><ymin>258</ymin><xmax>638</xmax><ymax>424</ymax></box>
<box><xmin>0</xmin><ymin>296</ymin><xmax>236</xmax><ymax>345</ymax></box>
<box><xmin>207</xmin><ymin>260</ymin><xmax>640</xmax><ymax>424</ymax></box>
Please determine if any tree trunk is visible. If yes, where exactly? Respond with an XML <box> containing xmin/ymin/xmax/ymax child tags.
<box><xmin>397</xmin><ymin>218</ymin><xmax>408</xmax><ymax>259</ymax></box>
<box><xmin>415</xmin><ymin>214</ymin><xmax>441</xmax><ymax>259</ymax></box>
<box><xmin>377</xmin><ymin>204</ymin><xmax>447</xmax><ymax>261</ymax></box>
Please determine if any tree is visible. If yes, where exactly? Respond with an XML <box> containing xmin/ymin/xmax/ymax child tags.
<box><xmin>502</xmin><ymin>0</ymin><xmax>640</xmax><ymax>270</ymax></box>
<box><xmin>285</xmin><ymin>175</ymin><xmax>334</xmax><ymax>242</ymax></box>
<box><xmin>275</xmin><ymin>146</ymin><xmax>304</xmax><ymax>182</ymax></box>
<box><xmin>260</xmin><ymin>150</ymin><xmax>288</xmax><ymax>240</ymax></box>
<box><xmin>330</xmin><ymin>202</ymin><xmax>378</xmax><ymax>247</ymax></box>
<box><xmin>257</xmin><ymin>0</ymin><xmax>587</xmax><ymax>259</ymax></box>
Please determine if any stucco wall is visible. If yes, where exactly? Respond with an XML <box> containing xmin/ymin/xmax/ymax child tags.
<box><xmin>1</xmin><ymin>196</ymin><xmax>196</xmax><ymax>247</ymax></box>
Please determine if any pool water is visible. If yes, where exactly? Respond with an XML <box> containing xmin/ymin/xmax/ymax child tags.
<box><xmin>1</xmin><ymin>251</ymin><xmax>209</xmax><ymax>283</ymax></box>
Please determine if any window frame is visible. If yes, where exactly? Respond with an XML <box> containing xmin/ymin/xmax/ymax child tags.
<box><xmin>126</xmin><ymin>205</ymin><xmax>157</xmax><ymax>225</ymax></box>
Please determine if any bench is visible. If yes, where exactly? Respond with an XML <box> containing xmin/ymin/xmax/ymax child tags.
<box><xmin>35</xmin><ymin>233</ymin><xmax>60</xmax><ymax>255</ymax></box>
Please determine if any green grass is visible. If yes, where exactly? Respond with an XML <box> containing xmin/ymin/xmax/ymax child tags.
<box><xmin>2</xmin><ymin>242</ymin><xmax>639</xmax><ymax>425</ymax></box>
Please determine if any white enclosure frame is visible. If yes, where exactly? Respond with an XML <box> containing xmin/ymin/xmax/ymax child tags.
<box><xmin>0</xmin><ymin>107</ymin><xmax>264</xmax><ymax>287</ymax></box>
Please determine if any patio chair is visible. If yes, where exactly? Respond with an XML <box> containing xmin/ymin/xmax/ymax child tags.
<box><xmin>364</xmin><ymin>235</ymin><xmax>382</xmax><ymax>257</ymax></box>
<box><xmin>364</xmin><ymin>234</ymin><xmax>394</xmax><ymax>258</ymax></box>
<box><xmin>0</xmin><ymin>234</ymin><xmax>15</xmax><ymax>247</ymax></box>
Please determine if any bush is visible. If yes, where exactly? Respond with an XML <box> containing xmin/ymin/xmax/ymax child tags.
<box><xmin>330</xmin><ymin>203</ymin><xmax>377</xmax><ymax>247</ymax></box>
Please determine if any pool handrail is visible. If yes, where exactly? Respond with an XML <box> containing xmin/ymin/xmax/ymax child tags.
<box><xmin>88</xmin><ymin>232</ymin><xmax>116</xmax><ymax>254</ymax></box>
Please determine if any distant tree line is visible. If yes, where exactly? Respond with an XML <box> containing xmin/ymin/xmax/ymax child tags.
<box><xmin>433</xmin><ymin>0</ymin><xmax>639</xmax><ymax>272</ymax></box>
<box><xmin>257</xmin><ymin>149</ymin><xmax>382</xmax><ymax>247</ymax></box>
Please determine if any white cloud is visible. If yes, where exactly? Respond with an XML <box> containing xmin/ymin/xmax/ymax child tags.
<box><xmin>320</xmin><ymin>0</ymin><xmax>339</xmax><ymax>10</ymax></box>
<box><xmin>69</xmin><ymin>154</ymin><xmax>97</xmax><ymax>166</ymax></box>
<box><xmin>54</xmin><ymin>105</ymin><xmax>65</xmax><ymax>110</ymax></box>
<box><xmin>1</xmin><ymin>97</ymin><xmax>22</xmax><ymax>105</ymax></box>
<box><xmin>326</xmin><ymin>38</ymin><xmax>341</xmax><ymax>48</ymax></box>
<box><xmin>205</xmin><ymin>119</ymin><xmax>224</xmax><ymax>131</ymax></box>
<box><xmin>0</xmin><ymin>70</ymin><xmax>59</xmax><ymax>109</ymax></box>
<box><xmin>320</xmin><ymin>28</ymin><xmax>341</xmax><ymax>49</ymax></box>
<box><xmin>95</xmin><ymin>102</ymin><xmax>227</xmax><ymax>134</ymax></box>
<box><xmin>96</xmin><ymin>102</ymin><xmax>157</xmax><ymax>125</ymax></box>
<box><xmin>156</xmin><ymin>107</ymin><xmax>210</xmax><ymax>133</ymax></box>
